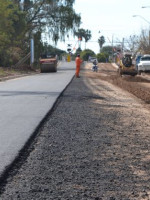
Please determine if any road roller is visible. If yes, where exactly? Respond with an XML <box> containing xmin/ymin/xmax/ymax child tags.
<box><xmin>39</xmin><ymin>53</ymin><xmax>58</xmax><ymax>73</ymax></box>
<box><xmin>115</xmin><ymin>52</ymin><xmax>137</xmax><ymax>76</ymax></box>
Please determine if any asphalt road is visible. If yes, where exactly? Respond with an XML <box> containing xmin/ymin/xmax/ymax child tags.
<box><xmin>0</xmin><ymin>61</ymin><xmax>75</xmax><ymax>178</ymax></box>
<box><xmin>1</xmin><ymin>63</ymin><xmax>150</xmax><ymax>199</ymax></box>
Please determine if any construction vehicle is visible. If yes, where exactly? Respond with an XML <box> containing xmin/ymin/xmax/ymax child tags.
<box><xmin>39</xmin><ymin>53</ymin><xmax>58</xmax><ymax>73</ymax></box>
<box><xmin>115</xmin><ymin>52</ymin><xmax>137</xmax><ymax>76</ymax></box>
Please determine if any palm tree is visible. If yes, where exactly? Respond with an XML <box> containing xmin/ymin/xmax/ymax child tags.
<box><xmin>74</xmin><ymin>28</ymin><xmax>85</xmax><ymax>41</ymax></box>
<box><xmin>74</xmin><ymin>28</ymin><xmax>92</xmax><ymax>49</ymax></box>
<box><xmin>98</xmin><ymin>35</ymin><xmax>105</xmax><ymax>52</ymax></box>
<box><xmin>84</xmin><ymin>30</ymin><xmax>92</xmax><ymax>49</ymax></box>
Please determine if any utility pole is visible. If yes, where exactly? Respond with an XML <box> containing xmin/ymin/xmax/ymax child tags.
<box><xmin>122</xmin><ymin>38</ymin><xmax>124</xmax><ymax>52</ymax></box>
<box><xmin>78</xmin><ymin>37</ymin><xmax>82</xmax><ymax>49</ymax></box>
<box><xmin>107</xmin><ymin>35</ymin><xmax>114</xmax><ymax>61</ymax></box>
<box><xmin>30</xmin><ymin>36</ymin><xmax>34</xmax><ymax>67</ymax></box>
<box><xmin>149</xmin><ymin>30</ymin><xmax>150</xmax><ymax>46</ymax></box>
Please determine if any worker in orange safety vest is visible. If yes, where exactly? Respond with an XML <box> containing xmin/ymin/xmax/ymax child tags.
<box><xmin>75</xmin><ymin>54</ymin><xmax>83</xmax><ymax>78</ymax></box>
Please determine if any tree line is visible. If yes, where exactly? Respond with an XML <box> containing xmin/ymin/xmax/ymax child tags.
<box><xmin>0</xmin><ymin>0</ymin><xmax>81</xmax><ymax>67</ymax></box>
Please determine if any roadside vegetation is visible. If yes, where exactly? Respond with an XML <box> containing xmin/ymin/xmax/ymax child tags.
<box><xmin>1</xmin><ymin>0</ymin><xmax>150</xmax><ymax>72</ymax></box>
<box><xmin>96</xmin><ymin>29</ymin><xmax>150</xmax><ymax>63</ymax></box>
<box><xmin>79</xmin><ymin>28</ymin><xmax>150</xmax><ymax>62</ymax></box>
<box><xmin>0</xmin><ymin>0</ymin><xmax>81</xmax><ymax>68</ymax></box>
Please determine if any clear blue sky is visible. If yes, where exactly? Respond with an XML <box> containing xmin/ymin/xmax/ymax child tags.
<box><xmin>56</xmin><ymin>0</ymin><xmax>150</xmax><ymax>54</ymax></box>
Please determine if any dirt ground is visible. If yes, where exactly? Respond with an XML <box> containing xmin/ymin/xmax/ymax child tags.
<box><xmin>0</xmin><ymin>67</ymin><xmax>39</xmax><ymax>82</ymax></box>
<box><xmin>88</xmin><ymin>63</ymin><xmax>150</xmax><ymax>104</ymax></box>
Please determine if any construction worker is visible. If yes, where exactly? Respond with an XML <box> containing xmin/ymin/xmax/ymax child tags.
<box><xmin>75</xmin><ymin>54</ymin><xmax>83</xmax><ymax>78</ymax></box>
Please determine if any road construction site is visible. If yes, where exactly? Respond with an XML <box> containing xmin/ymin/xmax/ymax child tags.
<box><xmin>0</xmin><ymin>62</ymin><xmax>150</xmax><ymax>200</ymax></box>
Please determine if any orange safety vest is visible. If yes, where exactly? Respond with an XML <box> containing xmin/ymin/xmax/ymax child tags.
<box><xmin>76</xmin><ymin>57</ymin><xmax>82</xmax><ymax>66</ymax></box>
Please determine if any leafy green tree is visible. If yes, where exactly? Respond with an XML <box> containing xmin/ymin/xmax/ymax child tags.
<box><xmin>0</xmin><ymin>0</ymin><xmax>25</xmax><ymax>66</ymax></box>
<box><xmin>0</xmin><ymin>0</ymin><xmax>81</xmax><ymax>66</ymax></box>
<box><xmin>101</xmin><ymin>45</ymin><xmax>114</xmax><ymax>61</ymax></box>
<box><xmin>97</xmin><ymin>52</ymin><xmax>108</xmax><ymax>63</ymax></box>
<box><xmin>75</xmin><ymin>47</ymin><xmax>82</xmax><ymax>56</ymax></box>
<box><xmin>34</xmin><ymin>41</ymin><xmax>65</xmax><ymax>65</ymax></box>
<box><xmin>80</xmin><ymin>49</ymin><xmax>95</xmax><ymax>61</ymax></box>
<box><xmin>101</xmin><ymin>46</ymin><xmax>113</xmax><ymax>55</ymax></box>
<box><xmin>22</xmin><ymin>0</ymin><xmax>81</xmax><ymax>43</ymax></box>
<box><xmin>0</xmin><ymin>0</ymin><xmax>15</xmax><ymax>47</ymax></box>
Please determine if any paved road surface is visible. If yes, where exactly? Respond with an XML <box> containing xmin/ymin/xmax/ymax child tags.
<box><xmin>1</xmin><ymin>64</ymin><xmax>150</xmax><ymax>199</ymax></box>
<box><xmin>0</xmin><ymin>61</ymin><xmax>75</xmax><ymax>178</ymax></box>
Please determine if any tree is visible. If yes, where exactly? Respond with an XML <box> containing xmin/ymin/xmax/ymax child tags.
<box><xmin>101</xmin><ymin>46</ymin><xmax>112</xmax><ymax>54</ymax></box>
<box><xmin>0</xmin><ymin>0</ymin><xmax>16</xmax><ymax>47</ymax></box>
<box><xmin>125</xmin><ymin>35</ymin><xmax>139</xmax><ymax>55</ymax></box>
<box><xmin>0</xmin><ymin>0</ymin><xmax>25</xmax><ymax>66</ymax></box>
<box><xmin>97</xmin><ymin>52</ymin><xmax>108</xmax><ymax>63</ymax></box>
<box><xmin>80</xmin><ymin>49</ymin><xmax>96</xmax><ymax>61</ymax></box>
<box><xmin>101</xmin><ymin>45</ymin><xmax>114</xmax><ymax>60</ymax></box>
<box><xmin>125</xmin><ymin>29</ymin><xmax>150</xmax><ymax>56</ymax></box>
<box><xmin>84</xmin><ymin>29</ymin><xmax>92</xmax><ymax>49</ymax></box>
<box><xmin>74</xmin><ymin>28</ymin><xmax>92</xmax><ymax>49</ymax></box>
<box><xmin>98</xmin><ymin>35</ymin><xmax>105</xmax><ymax>52</ymax></box>
<box><xmin>74</xmin><ymin>28</ymin><xmax>85</xmax><ymax>41</ymax></box>
<box><xmin>75</xmin><ymin>47</ymin><xmax>82</xmax><ymax>56</ymax></box>
<box><xmin>0</xmin><ymin>0</ymin><xmax>81</xmax><ymax>66</ymax></box>
<box><xmin>22</xmin><ymin>0</ymin><xmax>81</xmax><ymax>43</ymax></box>
<box><xmin>134</xmin><ymin>30</ymin><xmax>150</xmax><ymax>54</ymax></box>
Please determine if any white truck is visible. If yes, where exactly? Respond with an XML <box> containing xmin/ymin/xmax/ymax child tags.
<box><xmin>138</xmin><ymin>54</ymin><xmax>150</xmax><ymax>75</ymax></box>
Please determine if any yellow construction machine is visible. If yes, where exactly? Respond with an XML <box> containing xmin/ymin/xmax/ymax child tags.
<box><xmin>39</xmin><ymin>53</ymin><xmax>58</xmax><ymax>73</ymax></box>
<box><xmin>115</xmin><ymin>52</ymin><xmax>137</xmax><ymax>76</ymax></box>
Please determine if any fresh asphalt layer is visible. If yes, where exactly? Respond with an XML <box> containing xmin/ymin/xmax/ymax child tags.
<box><xmin>0</xmin><ymin>61</ymin><xmax>75</xmax><ymax>178</ymax></box>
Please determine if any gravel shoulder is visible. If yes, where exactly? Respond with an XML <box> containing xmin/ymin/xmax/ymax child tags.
<box><xmin>1</xmin><ymin>64</ymin><xmax>150</xmax><ymax>200</ymax></box>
